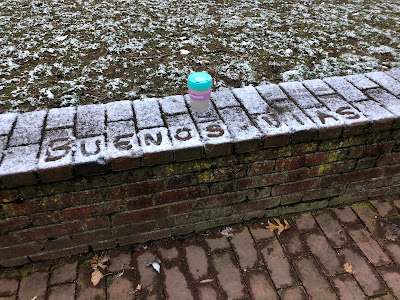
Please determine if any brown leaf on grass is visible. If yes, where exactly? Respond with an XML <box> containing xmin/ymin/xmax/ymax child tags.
<box><xmin>344</xmin><ymin>262</ymin><xmax>356</xmax><ymax>274</ymax></box>
<box><xmin>91</xmin><ymin>269</ymin><xmax>104</xmax><ymax>286</ymax></box>
<box><xmin>265</xmin><ymin>219</ymin><xmax>290</xmax><ymax>235</ymax></box>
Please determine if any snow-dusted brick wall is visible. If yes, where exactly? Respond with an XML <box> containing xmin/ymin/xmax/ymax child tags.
<box><xmin>0</xmin><ymin>70</ymin><xmax>399</xmax><ymax>267</ymax></box>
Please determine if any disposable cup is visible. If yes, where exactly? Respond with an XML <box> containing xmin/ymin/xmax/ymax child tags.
<box><xmin>187</xmin><ymin>72</ymin><xmax>212</xmax><ymax>113</ymax></box>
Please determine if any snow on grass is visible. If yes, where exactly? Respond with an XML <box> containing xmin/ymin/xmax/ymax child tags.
<box><xmin>0</xmin><ymin>0</ymin><xmax>399</xmax><ymax>112</ymax></box>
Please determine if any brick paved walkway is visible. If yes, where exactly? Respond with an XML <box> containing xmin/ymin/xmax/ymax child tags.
<box><xmin>0</xmin><ymin>200</ymin><xmax>399</xmax><ymax>300</ymax></box>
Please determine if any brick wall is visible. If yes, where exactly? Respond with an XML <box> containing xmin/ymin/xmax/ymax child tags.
<box><xmin>0</xmin><ymin>70</ymin><xmax>400</xmax><ymax>267</ymax></box>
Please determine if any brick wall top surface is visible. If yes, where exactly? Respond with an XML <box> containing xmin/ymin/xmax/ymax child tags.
<box><xmin>0</xmin><ymin>70</ymin><xmax>399</xmax><ymax>188</ymax></box>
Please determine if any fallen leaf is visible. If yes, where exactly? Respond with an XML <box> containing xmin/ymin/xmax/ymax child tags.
<box><xmin>381</xmin><ymin>66</ymin><xmax>389</xmax><ymax>71</ymax></box>
<box><xmin>91</xmin><ymin>269</ymin><xmax>104</xmax><ymax>286</ymax></box>
<box><xmin>200</xmin><ymin>279</ymin><xmax>214</xmax><ymax>284</ymax></box>
<box><xmin>265</xmin><ymin>220</ymin><xmax>278</xmax><ymax>232</ymax></box>
<box><xmin>31</xmin><ymin>297</ymin><xmax>37</xmax><ymax>300</ymax></box>
<box><xmin>220</xmin><ymin>227</ymin><xmax>233</xmax><ymax>237</ymax></box>
<box><xmin>265</xmin><ymin>219</ymin><xmax>290</xmax><ymax>235</ymax></box>
<box><xmin>344</xmin><ymin>262</ymin><xmax>356</xmax><ymax>274</ymax></box>
<box><xmin>135</xmin><ymin>284</ymin><xmax>142</xmax><ymax>291</ymax></box>
<box><xmin>239</xmin><ymin>18</ymin><xmax>246</xmax><ymax>21</ymax></box>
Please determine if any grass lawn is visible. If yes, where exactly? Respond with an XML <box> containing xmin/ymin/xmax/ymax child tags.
<box><xmin>0</xmin><ymin>0</ymin><xmax>399</xmax><ymax>112</ymax></box>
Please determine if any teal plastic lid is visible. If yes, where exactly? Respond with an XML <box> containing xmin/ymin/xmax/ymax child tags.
<box><xmin>187</xmin><ymin>72</ymin><xmax>212</xmax><ymax>90</ymax></box>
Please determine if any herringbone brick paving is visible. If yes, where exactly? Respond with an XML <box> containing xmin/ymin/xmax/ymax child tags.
<box><xmin>0</xmin><ymin>200</ymin><xmax>399</xmax><ymax>300</ymax></box>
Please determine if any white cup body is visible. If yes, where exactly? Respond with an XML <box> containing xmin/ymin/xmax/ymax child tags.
<box><xmin>188</xmin><ymin>87</ymin><xmax>211</xmax><ymax>113</ymax></box>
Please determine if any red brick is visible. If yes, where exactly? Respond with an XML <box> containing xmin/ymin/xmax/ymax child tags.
<box><xmin>209</xmin><ymin>180</ymin><xmax>235</xmax><ymax>195</ymax></box>
<box><xmin>205</xmin><ymin>233</ymin><xmax>230</xmax><ymax>253</ymax></box>
<box><xmin>165</xmin><ymin>174</ymin><xmax>195</xmax><ymax>190</ymax></box>
<box><xmin>394</xmin><ymin>199</ymin><xmax>400</xmax><ymax>210</ymax></box>
<box><xmin>278</xmin><ymin>226</ymin><xmax>309</xmax><ymax>258</ymax></box>
<box><xmin>384</xmin><ymin>241</ymin><xmax>400</xmax><ymax>266</ymax></box>
<box><xmin>184</xmin><ymin>244</ymin><xmax>209</xmax><ymax>281</ymax></box>
<box><xmin>0</xmin><ymin>278</ymin><xmax>18</xmax><ymax>297</ymax></box>
<box><xmin>0</xmin><ymin>256</ymin><xmax>30</xmax><ymax>267</ymax></box>
<box><xmin>163</xmin><ymin>265</ymin><xmax>194</xmax><ymax>299</ymax></box>
<box><xmin>378</xmin><ymin>153</ymin><xmax>400</xmax><ymax>166</ymax></box>
<box><xmin>260</xmin><ymin>238</ymin><xmax>297</xmax><ymax>288</ymax></box>
<box><xmin>113</xmin><ymin>206</ymin><xmax>168</xmax><ymax>225</ymax></box>
<box><xmin>71</xmin><ymin>228</ymin><xmax>114</xmax><ymax>246</ymax></box>
<box><xmin>286</xmin><ymin>168</ymin><xmax>309</xmax><ymax>183</ymax></box>
<box><xmin>303</xmin><ymin>231</ymin><xmax>344</xmax><ymax>276</ymax></box>
<box><xmin>248</xmin><ymin>187</ymin><xmax>271</xmax><ymax>200</ymax></box>
<box><xmin>330</xmin><ymin>274</ymin><xmax>366</xmax><ymax>300</ymax></box>
<box><xmin>155</xmin><ymin>186</ymin><xmax>208</xmax><ymax>205</ymax></box>
<box><xmin>294</xmin><ymin>212</ymin><xmax>318</xmax><ymax>232</ymax></box>
<box><xmin>371</xmin><ymin>200</ymin><xmax>397</xmax><ymax>217</ymax></box>
<box><xmin>230</xmin><ymin>228</ymin><xmax>261</xmax><ymax>270</ymax></box>
<box><xmin>38</xmin><ymin>164</ymin><xmax>73</xmax><ymax>183</ymax></box>
<box><xmin>113</xmin><ymin>221</ymin><xmax>156</xmax><ymax>238</ymax></box>
<box><xmin>0</xmin><ymin>241</ymin><xmax>42</xmax><ymax>260</ymax></box>
<box><xmin>122</xmin><ymin>167</ymin><xmax>152</xmax><ymax>183</ymax></box>
<box><xmin>50</xmin><ymin>261</ymin><xmax>78</xmax><ymax>285</ymax></box>
<box><xmin>279</xmin><ymin>286</ymin><xmax>308</xmax><ymax>300</ymax></box>
<box><xmin>48</xmin><ymin>283</ymin><xmax>76</xmax><ymax>300</ymax></box>
<box><xmin>2</xmin><ymin>194</ymin><xmax>73</xmax><ymax>217</ymax></box>
<box><xmin>310</xmin><ymin>161</ymin><xmax>356</xmax><ymax>177</ymax></box>
<box><xmin>70</xmin><ymin>190</ymin><xmax>102</xmax><ymax>206</ymax></box>
<box><xmin>205</xmin><ymin>142</ymin><xmax>233</xmax><ymax>158</ymax></box>
<box><xmin>29</xmin><ymin>211</ymin><xmax>62</xmax><ymax>226</ymax></box>
<box><xmin>339</xmin><ymin>246</ymin><xmax>387</xmax><ymax>296</ymax></box>
<box><xmin>292</xmin><ymin>257</ymin><xmax>337</xmax><ymax>300</ymax></box>
<box><xmin>108</xmin><ymin>250</ymin><xmax>132</xmax><ymax>273</ymax></box>
<box><xmin>272</xmin><ymin>178</ymin><xmax>318</xmax><ymax>196</ymax></box>
<box><xmin>352</xmin><ymin>203</ymin><xmax>393</xmax><ymax>241</ymax></box>
<box><xmin>233</xmin><ymin>197</ymin><xmax>280</xmax><ymax>213</ymax></box>
<box><xmin>276</xmin><ymin>156</ymin><xmax>306</xmax><ymax>171</ymax></box>
<box><xmin>194</xmin><ymin>282</ymin><xmax>223</xmax><ymax>300</ymax></box>
<box><xmin>62</xmin><ymin>203</ymin><xmax>108</xmax><ymax>219</ymax></box>
<box><xmin>0</xmin><ymin>189</ymin><xmax>19</xmax><ymax>204</ymax></box>
<box><xmin>236</xmin><ymin>173</ymin><xmax>284</xmax><ymax>190</ymax></box>
<box><xmin>169</xmin><ymin>201</ymin><xmax>193</xmax><ymax>215</ymax></box>
<box><xmin>0</xmin><ymin>233</ymin><xmax>18</xmax><ymax>248</ymax></box>
<box><xmin>118</xmin><ymin>229</ymin><xmax>171</xmax><ymax>246</ymax></box>
<box><xmin>306</xmin><ymin>152</ymin><xmax>325</xmax><ymax>166</ymax></box>
<box><xmin>18</xmin><ymin>221</ymin><xmax>84</xmax><ymax>242</ymax></box>
<box><xmin>385</xmin><ymin>164</ymin><xmax>400</xmax><ymax>177</ymax></box>
<box><xmin>107</xmin><ymin>276</ymin><xmax>134</xmax><ymax>300</ymax></box>
<box><xmin>313</xmin><ymin>210</ymin><xmax>351</xmax><ymax>248</ymax></box>
<box><xmin>249</xmin><ymin>160</ymin><xmax>275</xmax><ymax>176</ymax></box>
<box><xmin>244</xmin><ymin>270</ymin><xmax>279</xmax><ymax>300</ymax></box>
<box><xmin>0</xmin><ymin>216</ymin><xmax>31</xmax><ymax>234</ymax></box>
<box><xmin>18</xmin><ymin>272</ymin><xmax>48</xmax><ymax>300</ymax></box>
<box><xmin>212</xmin><ymin>252</ymin><xmax>248</xmax><ymax>299</ymax></box>
<box><xmin>263</xmin><ymin>132</ymin><xmax>291</xmax><ymax>148</ymax></box>
<box><xmin>249</xmin><ymin>225</ymin><xmax>277</xmax><ymax>244</ymax></box>
<box><xmin>378</xmin><ymin>265</ymin><xmax>400</xmax><ymax>299</ymax></box>
<box><xmin>302</xmin><ymin>186</ymin><xmax>346</xmax><ymax>201</ymax></box>
<box><xmin>346</xmin><ymin>224</ymin><xmax>392</xmax><ymax>265</ymax></box>
<box><xmin>84</xmin><ymin>216</ymin><xmax>110</xmax><ymax>230</ymax></box>
<box><xmin>105</xmin><ymin>180</ymin><xmax>164</xmax><ymax>200</ymax></box>
<box><xmin>142</xmin><ymin>150</ymin><xmax>174</xmax><ymax>166</ymax></box>
<box><xmin>196</xmin><ymin>191</ymin><xmax>246</xmax><ymax>209</ymax></box>
<box><xmin>110</xmin><ymin>155</ymin><xmax>141</xmax><ymax>172</ymax></box>
<box><xmin>332</xmin><ymin>206</ymin><xmax>360</xmax><ymax>225</ymax></box>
